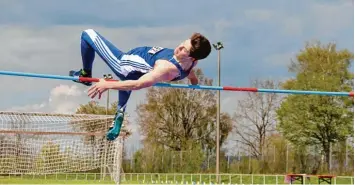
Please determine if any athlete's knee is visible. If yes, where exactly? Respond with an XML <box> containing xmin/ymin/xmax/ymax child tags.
<box><xmin>81</xmin><ymin>29</ymin><xmax>97</xmax><ymax>41</ymax></box>
<box><xmin>83</xmin><ymin>28</ymin><xmax>96</xmax><ymax>34</ymax></box>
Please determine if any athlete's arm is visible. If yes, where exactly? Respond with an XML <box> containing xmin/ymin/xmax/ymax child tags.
<box><xmin>113</xmin><ymin>66</ymin><xmax>175</xmax><ymax>90</ymax></box>
<box><xmin>187</xmin><ymin>70</ymin><xmax>198</xmax><ymax>85</ymax></box>
<box><xmin>88</xmin><ymin>61</ymin><xmax>177</xmax><ymax>99</ymax></box>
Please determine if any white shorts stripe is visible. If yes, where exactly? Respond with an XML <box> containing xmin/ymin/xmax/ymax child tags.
<box><xmin>85</xmin><ymin>29</ymin><xmax>122</xmax><ymax>73</ymax></box>
<box><xmin>94</xmin><ymin>38</ymin><xmax>121</xmax><ymax>72</ymax></box>
<box><xmin>94</xmin><ymin>36</ymin><xmax>121</xmax><ymax>64</ymax></box>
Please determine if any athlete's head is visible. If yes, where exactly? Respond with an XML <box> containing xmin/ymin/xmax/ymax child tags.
<box><xmin>174</xmin><ymin>33</ymin><xmax>211</xmax><ymax>62</ymax></box>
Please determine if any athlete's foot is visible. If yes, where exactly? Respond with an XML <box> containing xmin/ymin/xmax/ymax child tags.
<box><xmin>69</xmin><ymin>69</ymin><xmax>92</xmax><ymax>86</ymax></box>
<box><xmin>106</xmin><ymin>110</ymin><xmax>124</xmax><ymax>141</ymax></box>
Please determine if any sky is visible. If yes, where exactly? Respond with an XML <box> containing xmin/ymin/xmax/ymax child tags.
<box><xmin>0</xmin><ymin>0</ymin><xmax>353</xmax><ymax>157</ymax></box>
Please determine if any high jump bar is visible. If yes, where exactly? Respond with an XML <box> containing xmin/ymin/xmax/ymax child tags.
<box><xmin>0</xmin><ymin>70</ymin><xmax>353</xmax><ymax>97</ymax></box>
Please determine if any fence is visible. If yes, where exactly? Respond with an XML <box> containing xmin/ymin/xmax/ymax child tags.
<box><xmin>1</xmin><ymin>173</ymin><xmax>354</xmax><ymax>184</ymax></box>
<box><xmin>122</xmin><ymin>139</ymin><xmax>354</xmax><ymax>176</ymax></box>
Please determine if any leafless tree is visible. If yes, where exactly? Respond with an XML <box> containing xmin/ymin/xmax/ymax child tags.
<box><xmin>233</xmin><ymin>79</ymin><xmax>283</xmax><ymax>160</ymax></box>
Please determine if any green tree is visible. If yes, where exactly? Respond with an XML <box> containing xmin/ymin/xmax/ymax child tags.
<box><xmin>137</xmin><ymin>69</ymin><xmax>232</xmax><ymax>152</ymax></box>
<box><xmin>34</xmin><ymin>141</ymin><xmax>64</xmax><ymax>173</ymax></box>
<box><xmin>131</xmin><ymin>149</ymin><xmax>144</xmax><ymax>172</ymax></box>
<box><xmin>276</xmin><ymin>41</ymin><xmax>354</xmax><ymax>173</ymax></box>
<box><xmin>76</xmin><ymin>100</ymin><xmax>118</xmax><ymax>115</ymax></box>
<box><xmin>264</xmin><ymin>133</ymin><xmax>290</xmax><ymax>174</ymax></box>
<box><xmin>131</xmin><ymin>141</ymin><xmax>206</xmax><ymax>173</ymax></box>
<box><xmin>135</xmin><ymin>68</ymin><xmax>233</xmax><ymax>172</ymax></box>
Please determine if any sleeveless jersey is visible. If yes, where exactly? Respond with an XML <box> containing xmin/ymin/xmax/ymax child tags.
<box><xmin>121</xmin><ymin>46</ymin><xmax>194</xmax><ymax>81</ymax></box>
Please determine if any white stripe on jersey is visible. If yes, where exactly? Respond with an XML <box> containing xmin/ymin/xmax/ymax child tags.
<box><xmin>119</xmin><ymin>54</ymin><xmax>153</xmax><ymax>76</ymax></box>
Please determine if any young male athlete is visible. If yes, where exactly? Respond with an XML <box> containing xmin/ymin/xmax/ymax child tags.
<box><xmin>69</xmin><ymin>29</ymin><xmax>211</xmax><ymax>141</ymax></box>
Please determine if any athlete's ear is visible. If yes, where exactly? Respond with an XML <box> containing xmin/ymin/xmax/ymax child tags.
<box><xmin>190</xmin><ymin>57</ymin><xmax>197</xmax><ymax>62</ymax></box>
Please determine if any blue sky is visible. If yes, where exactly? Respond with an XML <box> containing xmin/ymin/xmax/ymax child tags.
<box><xmin>0</xmin><ymin>0</ymin><xmax>353</xmax><ymax>155</ymax></box>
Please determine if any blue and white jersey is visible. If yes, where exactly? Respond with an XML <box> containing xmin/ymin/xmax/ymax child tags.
<box><xmin>120</xmin><ymin>46</ymin><xmax>194</xmax><ymax>81</ymax></box>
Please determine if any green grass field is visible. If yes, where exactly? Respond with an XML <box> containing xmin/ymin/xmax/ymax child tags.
<box><xmin>0</xmin><ymin>173</ymin><xmax>353</xmax><ymax>184</ymax></box>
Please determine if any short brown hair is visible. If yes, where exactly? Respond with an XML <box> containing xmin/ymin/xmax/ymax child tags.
<box><xmin>189</xmin><ymin>33</ymin><xmax>211</xmax><ymax>60</ymax></box>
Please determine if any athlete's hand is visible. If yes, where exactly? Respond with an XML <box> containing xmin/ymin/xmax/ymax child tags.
<box><xmin>87</xmin><ymin>79</ymin><xmax>110</xmax><ymax>99</ymax></box>
<box><xmin>187</xmin><ymin>70</ymin><xmax>198</xmax><ymax>85</ymax></box>
<box><xmin>190</xmin><ymin>78</ymin><xmax>198</xmax><ymax>85</ymax></box>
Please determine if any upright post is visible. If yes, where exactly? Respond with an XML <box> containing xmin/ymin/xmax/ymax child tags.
<box><xmin>213</xmin><ymin>42</ymin><xmax>224</xmax><ymax>183</ymax></box>
<box><xmin>102</xmin><ymin>73</ymin><xmax>112</xmax><ymax>180</ymax></box>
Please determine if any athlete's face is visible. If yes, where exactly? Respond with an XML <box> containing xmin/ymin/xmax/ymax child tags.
<box><xmin>174</xmin><ymin>39</ymin><xmax>193</xmax><ymax>61</ymax></box>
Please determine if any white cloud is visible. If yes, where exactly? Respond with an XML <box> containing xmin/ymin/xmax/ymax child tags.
<box><xmin>7</xmin><ymin>84</ymin><xmax>85</xmax><ymax>114</ymax></box>
<box><xmin>282</xmin><ymin>17</ymin><xmax>303</xmax><ymax>36</ymax></box>
<box><xmin>221</xmin><ymin>91</ymin><xmax>248</xmax><ymax>115</ymax></box>
<box><xmin>280</xmin><ymin>1</ymin><xmax>352</xmax><ymax>38</ymax></box>
<box><xmin>309</xmin><ymin>1</ymin><xmax>353</xmax><ymax>36</ymax></box>
<box><xmin>244</xmin><ymin>9</ymin><xmax>274</xmax><ymax>21</ymax></box>
<box><xmin>263</xmin><ymin>52</ymin><xmax>297</xmax><ymax>67</ymax></box>
<box><xmin>7</xmin><ymin>103</ymin><xmax>47</xmax><ymax>112</ymax></box>
<box><xmin>50</xmin><ymin>84</ymin><xmax>83</xmax><ymax>98</ymax></box>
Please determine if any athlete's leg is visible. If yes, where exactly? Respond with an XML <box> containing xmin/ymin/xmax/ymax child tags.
<box><xmin>69</xmin><ymin>28</ymin><xmax>132</xmax><ymax>141</ymax></box>
<box><xmin>106</xmin><ymin>90</ymin><xmax>132</xmax><ymax>141</ymax></box>
<box><xmin>80</xmin><ymin>34</ymin><xmax>95</xmax><ymax>74</ymax></box>
<box><xmin>107</xmin><ymin>69</ymin><xmax>148</xmax><ymax>139</ymax></box>
<box><xmin>69</xmin><ymin>29</ymin><xmax>126</xmax><ymax>85</ymax></box>
<box><xmin>118</xmin><ymin>90</ymin><xmax>132</xmax><ymax>112</ymax></box>
<box><xmin>106</xmin><ymin>69</ymin><xmax>132</xmax><ymax>140</ymax></box>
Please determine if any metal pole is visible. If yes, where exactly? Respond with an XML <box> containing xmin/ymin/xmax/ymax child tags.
<box><xmin>106</xmin><ymin>90</ymin><xmax>110</xmax><ymax>114</ymax></box>
<box><xmin>103</xmin><ymin>73</ymin><xmax>113</xmax><ymax>114</ymax></box>
<box><xmin>329</xmin><ymin>143</ymin><xmax>332</xmax><ymax>173</ymax></box>
<box><xmin>213</xmin><ymin>42</ymin><xmax>223</xmax><ymax>184</ymax></box>
<box><xmin>216</xmin><ymin>49</ymin><xmax>220</xmax><ymax>183</ymax></box>
<box><xmin>102</xmin><ymin>73</ymin><xmax>112</xmax><ymax>180</ymax></box>
<box><xmin>345</xmin><ymin>138</ymin><xmax>348</xmax><ymax>172</ymax></box>
<box><xmin>286</xmin><ymin>143</ymin><xmax>289</xmax><ymax>173</ymax></box>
